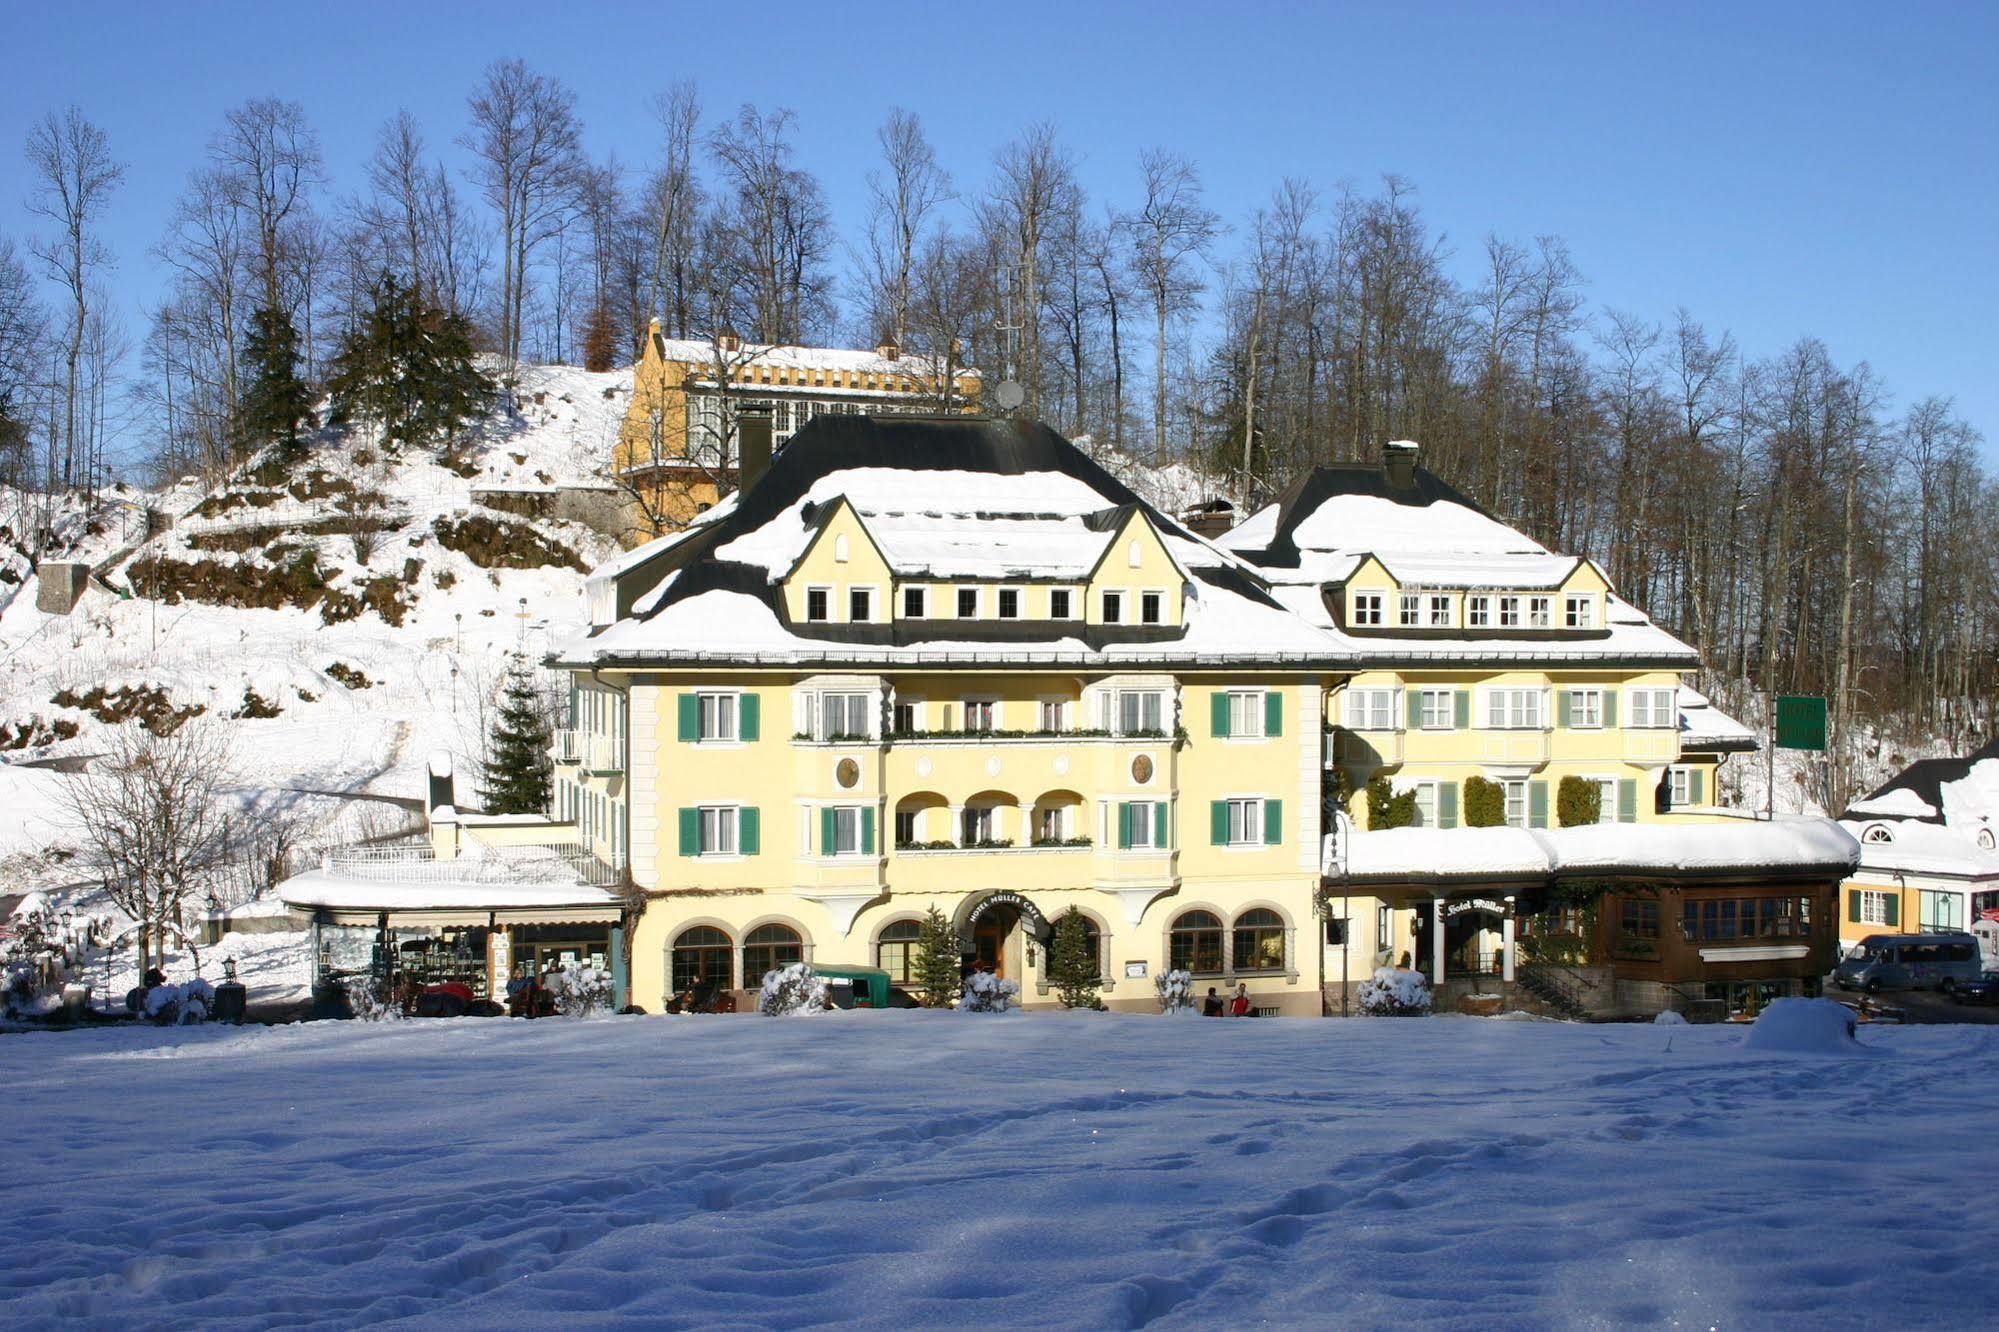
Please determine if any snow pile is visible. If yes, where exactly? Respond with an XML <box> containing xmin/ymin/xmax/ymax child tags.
<box><xmin>1358</xmin><ymin>966</ymin><xmax>1433</xmax><ymax>1016</ymax></box>
<box><xmin>1654</xmin><ymin>1009</ymin><xmax>1689</xmax><ymax>1025</ymax></box>
<box><xmin>959</xmin><ymin>970</ymin><xmax>1019</xmax><ymax>1013</ymax></box>
<box><xmin>758</xmin><ymin>962</ymin><xmax>829</xmax><ymax>1017</ymax></box>
<box><xmin>1742</xmin><ymin>998</ymin><xmax>1864</xmax><ymax>1055</ymax></box>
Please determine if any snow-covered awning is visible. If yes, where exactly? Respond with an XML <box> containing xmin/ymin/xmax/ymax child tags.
<box><xmin>278</xmin><ymin>869</ymin><xmax>626</xmax><ymax>928</ymax></box>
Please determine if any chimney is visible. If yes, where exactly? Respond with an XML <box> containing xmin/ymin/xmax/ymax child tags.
<box><xmin>1180</xmin><ymin>499</ymin><xmax>1236</xmax><ymax>539</ymax></box>
<box><xmin>738</xmin><ymin>404</ymin><xmax>774</xmax><ymax>494</ymax></box>
<box><xmin>1383</xmin><ymin>439</ymin><xmax>1420</xmax><ymax>491</ymax></box>
<box><xmin>876</xmin><ymin>342</ymin><xmax>900</xmax><ymax>362</ymax></box>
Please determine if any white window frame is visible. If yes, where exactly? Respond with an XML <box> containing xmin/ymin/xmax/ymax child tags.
<box><xmin>1113</xmin><ymin>689</ymin><xmax>1164</xmax><ymax>737</ymax></box>
<box><xmin>1484</xmin><ymin>688</ymin><xmax>1546</xmax><ymax>730</ymax></box>
<box><xmin>1224</xmin><ymin>797</ymin><xmax>1266</xmax><ymax>846</ymax></box>
<box><xmin>848</xmin><ymin>584</ymin><xmax>876</xmax><ymax>623</ymax></box>
<box><xmin>1398</xmin><ymin>593</ymin><xmax>1421</xmax><ymax>627</ymax></box>
<box><xmin>1128</xmin><ymin>801</ymin><xmax>1162</xmax><ymax>850</ymax></box>
<box><xmin>1499</xmin><ymin>595</ymin><xmax>1522</xmax><ymax>628</ymax></box>
<box><xmin>1593</xmin><ymin>776</ymin><xmax>1617</xmax><ymax>824</ymax></box>
<box><xmin>1528</xmin><ymin>595</ymin><xmax>1552</xmax><ymax>628</ymax></box>
<box><xmin>1858</xmin><ymin>890</ymin><xmax>1891</xmax><ymax>927</ymax></box>
<box><xmin>1038</xmin><ymin>697</ymin><xmax>1067</xmax><ymax>732</ymax></box>
<box><xmin>997</xmin><ymin>587</ymin><xmax>1023</xmax><ymax>620</ymax></box>
<box><xmin>1468</xmin><ymin>595</ymin><xmax>1491</xmax><ymax>627</ymax></box>
<box><xmin>891</xmin><ymin>695</ymin><xmax>922</xmax><ymax>736</ymax></box>
<box><xmin>819</xmin><ymin>691</ymin><xmax>872</xmax><ymax>742</ymax></box>
<box><xmin>1410</xmin><ymin>780</ymin><xmax>1439</xmax><ymax>829</ymax></box>
<box><xmin>1102</xmin><ymin>590</ymin><xmax>1124</xmax><ymax>624</ymax></box>
<box><xmin>1049</xmin><ymin>588</ymin><xmax>1076</xmax><ymax>619</ymax></box>
<box><xmin>697</xmin><ymin>690</ymin><xmax>739</xmax><ymax>743</ymax></box>
<box><xmin>1628</xmin><ymin>688</ymin><xmax>1676</xmax><ymax>728</ymax></box>
<box><xmin>1417</xmin><ymin>688</ymin><xmax>1454</xmax><ymax>731</ymax></box>
<box><xmin>1225</xmin><ymin>689</ymin><xmax>1265</xmax><ymax>739</ymax></box>
<box><xmin>1502</xmin><ymin>779</ymin><xmax>1529</xmax><ymax>829</ymax></box>
<box><xmin>963</xmin><ymin>698</ymin><xmax>998</xmax><ymax>733</ymax></box>
<box><xmin>698</xmin><ymin>805</ymin><xmax>740</xmax><ymax>857</ymax></box>
<box><xmin>1343</xmin><ymin>688</ymin><xmax>1399</xmax><ymax>731</ymax></box>
<box><xmin>902</xmin><ymin>586</ymin><xmax>926</xmax><ymax>618</ymax></box>
<box><xmin>1668</xmin><ymin>765</ymin><xmax>1692</xmax><ymax>806</ymax></box>
<box><xmin>1036</xmin><ymin>805</ymin><xmax>1065</xmax><ymax>842</ymax></box>
<box><xmin>1567</xmin><ymin>688</ymin><xmax>1603</xmax><ymax>730</ymax></box>
<box><xmin>828</xmin><ymin>805</ymin><xmax>863</xmax><ymax>856</ymax></box>
<box><xmin>1565</xmin><ymin>594</ymin><xmax>1597</xmax><ymax>629</ymax></box>
<box><xmin>962</xmin><ymin>804</ymin><xmax>996</xmax><ymax>845</ymax></box>
<box><xmin>805</xmin><ymin>585</ymin><xmax>832</xmax><ymax>622</ymax></box>
<box><xmin>1427</xmin><ymin>595</ymin><xmax>1453</xmax><ymax>628</ymax></box>
<box><xmin>1140</xmin><ymin>590</ymin><xmax>1164</xmax><ymax>625</ymax></box>
<box><xmin>1352</xmin><ymin>592</ymin><xmax>1385</xmax><ymax>626</ymax></box>
<box><xmin>955</xmin><ymin>586</ymin><xmax>980</xmax><ymax>619</ymax></box>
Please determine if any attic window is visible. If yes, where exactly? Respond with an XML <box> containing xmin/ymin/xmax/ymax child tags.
<box><xmin>1140</xmin><ymin>591</ymin><xmax>1163</xmax><ymax>625</ymax></box>
<box><xmin>1980</xmin><ymin>830</ymin><xmax>1996</xmax><ymax>851</ymax></box>
<box><xmin>998</xmin><ymin>588</ymin><xmax>1021</xmax><ymax>619</ymax></box>
<box><xmin>1102</xmin><ymin>591</ymin><xmax>1124</xmax><ymax>624</ymax></box>
<box><xmin>1862</xmin><ymin>824</ymin><xmax>1894</xmax><ymax>845</ymax></box>
<box><xmin>805</xmin><ymin>587</ymin><xmax>830</xmax><ymax>622</ymax></box>
<box><xmin>834</xmin><ymin>534</ymin><xmax>850</xmax><ymax>563</ymax></box>
<box><xmin>903</xmin><ymin>587</ymin><xmax>926</xmax><ymax>618</ymax></box>
<box><xmin>1127</xmin><ymin>539</ymin><xmax>1143</xmax><ymax>568</ymax></box>
<box><xmin>1050</xmin><ymin>589</ymin><xmax>1073</xmax><ymax>619</ymax></box>
<box><xmin>956</xmin><ymin>587</ymin><xmax>978</xmax><ymax>618</ymax></box>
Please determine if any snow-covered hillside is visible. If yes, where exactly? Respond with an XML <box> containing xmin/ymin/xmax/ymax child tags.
<box><xmin>0</xmin><ymin>363</ymin><xmax>632</xmax><ymax>880</ymax></box>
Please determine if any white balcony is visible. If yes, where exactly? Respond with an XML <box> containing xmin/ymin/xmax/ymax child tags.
<box><xmin>1480</xmin><ymin>730</ymin><xmax>1551</xmax><ymax>765</ymax></box>
<box><xmin>552</xmin><ymin>729</ymin><xmax>581</xmax><ymax>764</ymax></box>
<box><xmin>1332</xmin><ymin>728</ymin><xmax>1403</xmax><ymax>767</ymax></box>
<box><xmin>583</xmin><ymin>734</ymin><xmax>625</xmax><ymax>776</ymax></box>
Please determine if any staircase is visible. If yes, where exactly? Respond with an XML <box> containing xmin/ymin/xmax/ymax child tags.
<box><xmin>1516</xmin><ymin>962</ymin><xmax>1594</xmax><ymax>1021</ymax></box>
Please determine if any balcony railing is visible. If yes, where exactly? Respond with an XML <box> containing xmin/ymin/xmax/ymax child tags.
<box><xmin>323</xmin><ymin>841</ymin><xmax>627</xmax><ymax>887</ymax></box>
<box><xmin>583</xmin><ymin>734</ymin><xmax>625</xmax><ymax>775</ymax></box>
<box><xmin>552</xmin><ymin>729</ymin><xmax>581</xmax><ymax>763</ymax></box>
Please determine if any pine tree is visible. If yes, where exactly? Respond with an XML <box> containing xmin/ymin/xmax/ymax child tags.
<box><xmin>913</xmin><ymin>905</ymin><xmax>962</xmax><ymax>1007</ymax></box>
<box><xmin>1049</xmin><ymin>906</ymin><xmax>1101</xmax><ymax>1009</ymax></box>
<box><xmin>237</xmin><ymin>304</ymin><xmax>314</xmax><ymax>461</ymax></box>
<box><xmin>480</xmin><ymin>655</ymin><xmax>553</xmax><ymax>814</ymax></box>
<box><xmin>327</xmin><ymin>272</ymin><xmax>493</xmax><ymax>454</ymax></box>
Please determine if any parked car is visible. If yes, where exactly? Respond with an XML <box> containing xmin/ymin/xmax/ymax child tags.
<box><xmin>1834</xmin><ymin>932</ymin><xmax>1984</xmax><ymax>993</ymax></box>
<box><xmin>1948</xmin><ymin>972</ymin><xmax>1999</xmax><ymax>1005</ymax></box>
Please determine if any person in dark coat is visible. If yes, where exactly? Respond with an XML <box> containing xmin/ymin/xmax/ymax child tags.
<box><xmin>1202</xmin><ymin>986</ymin><xmax>1225</xmax><ymax>1017</ymax></box>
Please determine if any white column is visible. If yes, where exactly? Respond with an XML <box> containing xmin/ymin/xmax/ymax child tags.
<box><xmin>948</xmin><ymin>803</ymin><xmax>964</xmax><ymax>846</ymax></box>
<box><xmin>1502</xmin><ymin>895</ymin><xmax>1517</xmax><ymax>984</ymax></box>
<box><xmin>1431</xmin><ymin>897</ymin><xmax>1446</xmax><ymax>987</ymax></box>
<box><xmin>1016</xmin><ymin>804</ymin><xmax>1034</xmax><ymax>844</ymax></box>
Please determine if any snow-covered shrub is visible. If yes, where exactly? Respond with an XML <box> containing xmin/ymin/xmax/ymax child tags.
<box><xmin>346</xmin><ymin>978</ymin><xmax>402</xmax><ymax>1022</ymax></box>
<box><xmin>1155</xmin><ymin>968</ymin><xmax>1195</xmax><ymax>1014</ymax></box>
<box><xmin>1743</xmin><ymin>997</ymin><xmax>1863</xmax><ymax>1055</ymax></box>
<box><xmin>142</xmin><ymin>978</ymin><xmax>215</xmax><ymax>1025</ymax></box>
<box><xmin>1357</xmin><ymin>966</ymin><xmax>1433</xmax><ymax>1016</ymax></box>
<box><xmin>758</xmin><ymin>962</ymin><xmax>829</xmax><ymax>1016</ymax></box>
<box><xmin>960</xmin><ymin>970</ymin><xmax>1020</xmax><ymax>1013</ymax></box>
<box><xmin>548</xmin><ymin>964</ymin><xmax>614</xmax><ymax>1017</ymax></box>
<box><xmin>1654</xmin><ymin>1009</ymin><xmax>1689</xmax><ymax>1026</ymax></box>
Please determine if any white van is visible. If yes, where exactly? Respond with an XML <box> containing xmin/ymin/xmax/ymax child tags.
<box><xmin>1834</xmin><ymin>933</ymin><xmax>1985</xmax><ymax>994</ymax></box>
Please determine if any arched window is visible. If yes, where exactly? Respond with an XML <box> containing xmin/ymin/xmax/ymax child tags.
<box><xmin>672</xmin><ymin>926</ymin><xmax>734</xmax><ymax>993</ymax></box>
<box><xmin>877</xmin><ymin>918</ymin><xmax>923</xmax><ymax>983</ymax></box>
<box><xmin>1170</xmin><ymin>910</ymin><xmax>1224</xmax><ymax>974</ymax></box>
<box><xmin>1862</xmin><ymin>824</ymin><xmax>1894</xmax><ymax>845</ymax></box>
<box><xmin>1233</xmin><ymin>909</ymin><xmax>1286</xmax><ymax>973</ymax></box>
<box><xmin>742</xmin><ymin>924</ymin><xmax>804</xmax><ymax>982</ymax></box>
<box><xmin>1980</xmin><ymin>829</ymin><xmax>1996</xmax><ymax>852</ymax></box>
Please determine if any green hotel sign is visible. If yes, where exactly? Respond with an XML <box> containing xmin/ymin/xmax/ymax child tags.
<box><xmin>1774</xmin><ymin>695</ymin><xmax>1827</xmax><ymax>751</ymax></box>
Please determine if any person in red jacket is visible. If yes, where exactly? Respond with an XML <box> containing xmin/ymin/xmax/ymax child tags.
<box><xmin>1228</xmin><ymin>983</ymin><xmax>1252</xmax><ymax>1017</ymax></box>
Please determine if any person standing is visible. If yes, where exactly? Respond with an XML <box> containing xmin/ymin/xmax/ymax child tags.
<box><xmin>1228</xmin><ymin>983</ymin><xmax>1252</xmax><ymax>1017</ymax></box>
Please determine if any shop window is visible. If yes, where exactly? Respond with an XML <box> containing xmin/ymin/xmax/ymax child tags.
<box><xmin>1232</xmin><ymin>908</ymin><xmax>1286</xmax><ymax>973</ymax></box>
<box><xmin>1170</xmin><ymin>910</ymin><xmax>1225</xmax><ymax>974</ymax></box>
<box><xmin>742</xmin><ymin>924</ymin><xmax>804</xmax><ymax>982</ymax></box>
<box><xmin>672</xmin><ymin>926</ymin><xmax>733</xmax><ymax>993</ymax></box>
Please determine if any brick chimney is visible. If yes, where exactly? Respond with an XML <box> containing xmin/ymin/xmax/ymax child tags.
<box><xmin>1383</xmin><ymin>439</ymin><xmax>1420</xmax><ymax>490</ymax></box>
<box><xmin>738</xmin><ymin>404</ymin><xmax>774</xmax><ymax>494</ymax></box>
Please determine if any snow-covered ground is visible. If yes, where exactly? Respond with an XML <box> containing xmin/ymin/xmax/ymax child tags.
<box><xmin>3</xmin><ymin>1009</ymin><xmax>1992</xmax><ymax>1328</ymax></box>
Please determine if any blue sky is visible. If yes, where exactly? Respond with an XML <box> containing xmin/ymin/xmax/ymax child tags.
<box><xmin>5</xmin><ymin>1</ymin><xmax>1994</xmax><ymax>456</ymax></box>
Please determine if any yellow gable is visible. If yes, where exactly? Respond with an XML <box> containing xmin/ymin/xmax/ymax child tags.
<box><xmin>781</xmin><ymin>499</ymin><xmax>893</xmax><ymax>625</ymax></box>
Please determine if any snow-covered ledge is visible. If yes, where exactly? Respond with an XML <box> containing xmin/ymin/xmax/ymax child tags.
<box><xmin>1698</xmin><ymin>944</ymin><xmax>1811</xmax><ymax>963</ymax></box>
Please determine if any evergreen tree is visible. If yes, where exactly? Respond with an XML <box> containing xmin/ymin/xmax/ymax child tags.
<box><xmin>1556</xmin><ymin>775</ymin><xmax>1603</xmax><ymax>827</ymax></box>
<box><xmin>913</xmin><ymin>905</ymin><xmax>962</xmax><ymax>1008</ymax></box>
<box><xmin>237</xmin><ymin>304</ymin><xmax>314</xmax><ymax>460</ymax></box>
<box><xmin>1048</xmin><ymin>906</ymin><xmax>1101</xmax><ymax>1009</ymax></box>
<box><xmin>327</xmin><ymin>272</ymin><xmax>493</xmax><ymax>454</ymax></box>
<box><xmin>480</xmin><ymin>655</ymin><xmax>553</xmax><ymax>814</ymax></box>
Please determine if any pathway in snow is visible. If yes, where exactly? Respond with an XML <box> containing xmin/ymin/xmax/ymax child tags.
<box><xmin>2</xmin><ymin>1013</ymin><xmax>1992</xmax><ymax>1329</ymax></box>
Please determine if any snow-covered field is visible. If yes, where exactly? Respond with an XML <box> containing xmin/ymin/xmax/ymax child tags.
<box><xmin>3</xmin><ymin>1010</ymin><xmax>1993</xmax><ymax>1329</ymax></box>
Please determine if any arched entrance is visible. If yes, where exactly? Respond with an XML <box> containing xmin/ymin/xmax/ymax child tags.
<box><xmin>954</xmin><ymin>891</ymin><xmax>1053</xmax><ymax>981</ymax></box>
<box><xmin>1415</xmin><ymin>899</ymin><xmax>1507</xmax><ymax>978</ymax></box>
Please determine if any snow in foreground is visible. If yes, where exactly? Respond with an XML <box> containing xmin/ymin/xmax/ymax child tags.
<box><xmin>3</xmin><ymin>1013</ymin><xmax>1992</xmax><ymax>1329</ymax></box>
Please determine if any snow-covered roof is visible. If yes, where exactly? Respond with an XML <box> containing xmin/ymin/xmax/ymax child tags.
<box><xmin>1839</xmin><ymin>816</ymin><xmax>1999</xmax><ymax>880</ymax></box>
<box><xmin>1845</xmin><ymin>788</ymin><xmax>1937</xmax><ymax>820</ymax></box>
<box><xmin>1678</xmin><ymin>686</ymin><xmax>1759</xmax><ymax>752</ymax></box>
<box><xmin>1338</xmin><ymin>816</ymin><xmax>1858</xmax><ymax>885</ymax></box>
<box><xmin>652</xmin><ymin>335</ymin><xmax>977</xmax><ymax>379</ymax></box>
<box><xmin>279</xmin><ymin>868</ymin><xmax>625</xmax><ymax>918</ymax></box>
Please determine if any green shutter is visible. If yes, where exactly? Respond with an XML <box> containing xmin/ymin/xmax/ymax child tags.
<box><xmin>1118</xmin><ymin>802</ymin><xmax>1134</xmax><ymax>850</ymax></box>
<box><xmin>1617</xmin><ymin>779</ymin><xmax>1637</xmax><ymax>822</ymax></box>
<box><xmin>1529</xmin><ymin>781</ymin><xmax>1548</xmax><ymax>829</ymax></box>
<box><xmin>1602</xmin><ymin>691</ymin><xmax>1618</xmax><ymax>728</ymax></box>
<box><xmin>739</xmin><ymin>693</ymin><xmax>759</xmax><ymax>741</ymax></box>
<box><xmin>677</xmin><ymin>693</ymin><xmax>699</xmax><ymax>742</ymax></box>
<box><xmin>821</xmin><ymin>807</ymin><xmax>836</xmax><ymax>854</ymax></box>
<box><xmin>1155</xmin><ymin>802</ymin><xmax>1169</xmax><ymax>848</ymax></box>
<box><xmin>1884</xmin><ymin>894</ymin><xmax>1899</xmax><ymax>928</ymax></box>
<box><xmin>1439</xmin><ymin>783</ymin><xmax>1459</xmax><ymax>829</ymax></box>
<box><xmin>1265</xmin><ymin>690</ymin><xmax>1283</xmax><ymax>737</ymax></box>
<box><xmin>1848</xmin><ymin>888</ymin><xmax>1863</xmax><ymax>923</ymax></box>
<box><xmin>1264</xmin><ymin>798</ymin><xmax>1283</xmax><ymax>845</ymax></box>
<box><xmin>1453</xmin><ymin>690</ymin><xmax>1470</xmax><ymax>729</ymax></box>
<box><xmin>861</xmin><ymin>807</ymin><xmax>875</xmax><ymax>855</ymax></box>
<box><xmin>1406</xmin><ymin>689</ymin><xmax>1422</xmax><ymax>730</ymax></box>
<box><xmin>678</xmin><ymin>807</ymin><xmax>698</xmax><ymax>856</ymax></box>
<box><xmin>739</xmin><ymin>807</ymin><xmax>760</xmax><ymax>855</ymax></box>
<box><xmin>1556</xmin><ymin>690</ymin><xmax>1572</xmax><ymax>728</ymax></box>
<box><xmin>1211</xmin><ymin>691</ymin><xmax>1230</xmax><ymax>738</ymax></box>
<box><xmin>1689</xmin><ymin>768</ymin><xmax>1705</xmax><ymax>805</ymax></box>
<box><xmin>1210</xmin><ymin>799</ymin><xmax>1229</xmax><ymax>846</ymax></box>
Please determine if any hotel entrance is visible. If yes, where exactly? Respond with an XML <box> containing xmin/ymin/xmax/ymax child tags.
<box><xmin>957</xmin><ymin>890</ymin><xmax>1054</xmax><ymax>982</ymax></box>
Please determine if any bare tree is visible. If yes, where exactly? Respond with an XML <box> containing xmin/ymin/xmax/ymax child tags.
<box><xmin>0</xmin><ymin>236</ymin><xmax>44</xmax><ymax>485</ymax></box>
<box><xmin>860</xmin><ymin>108</ymin><xmax>950</xmax><ymax>349</ymax></box>
<box><xmin>1121</xmin><ymin>149</ymin><xmax>1220</xmax><ymax>463</ymax></box>
<box><xmin>212</xmin><ymin>97</ymin><xmax>324</xmax><ymax>317</ymax></box>
<box><xmin>63</xmin><ymin>722</ymin><xmax>239</xmax><ymax>979</ymax></box>
<box><xmin>24</xmin><ymin>107</ymin><xmax>123</xmax><ymax>493</ymax></box>
<box><xmin>708</xmin><ymin>104</ymin><xmax>835</xmax><ymax>343</ymax></box>
<box><xmin>641</xmin><ymin>82</ymin><xmax>703</xmax><ymax>339</ymax></box>
<box><xmin>983</xmin><ymin>124</ymin><xmax>1077</xmax><ymax>417</ymax></box>
<box><xmin>464</xmin><ymin>59</ymin><xmax>584</xmax><ymax>382</ymax></box>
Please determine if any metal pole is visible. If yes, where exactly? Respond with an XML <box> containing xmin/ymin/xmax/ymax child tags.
<box><xmin>1766</xmin><ymin>689</ymin><xmax>1777</xmax><ymax>820</ymax></box>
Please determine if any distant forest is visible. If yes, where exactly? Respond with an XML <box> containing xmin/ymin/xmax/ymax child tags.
<box><xmin>0</xmin><ymin>61</ymin><xmax>1989</xmax><ymax>808</ymax></box>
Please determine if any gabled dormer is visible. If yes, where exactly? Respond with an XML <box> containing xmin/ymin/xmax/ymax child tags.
<box><xmin>1081</xmin><ymin>506</ymin><xmax>1189</xmax><ymax>630</ymax></box>
<box><xmin>1327</xmin><ymin>552</ymin><xmax>1614</xmax><ymax>640</ymax></box>
<box><xmin>780</xmin><ymin>496</ymin><xmax>893</xmax><ymax>629</ymax></box>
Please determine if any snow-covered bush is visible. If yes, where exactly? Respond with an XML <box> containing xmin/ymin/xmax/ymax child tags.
<box><xmin>758</xmin><ymin>962</ymin><xmax>829</xmax><ymax>1016</ymax></box>
<box><xmin>1155</xmin><ymin>968</ymin><xmax>1195</xmax><ymax>1014</ymax></box>
<box><xmin>1357</xmin><ymin>966</ymin><xmax>1433</xmax><ymax>1016</ymax></box>
<box><xmin>346</xmin><ymin>978</ymin><xmax>402</xmax><ymax>1022</ymax></box>
<box><xmin>548</xmin><ymin>964</ymin><xmax>614</xmax><ymax>1017</ymax></box>
<box><xmin>142</xmin><ymin>978</ymin><xmax>216</xmax><ymax>1025</ymax></box>
<box><xmin>960</xmin><ymin>970</ymin><xmax>1020</xmax><ymax>1013</ymax></box>
<box><xmin>1654</xmin><ymin>1009</ymin><xmax>1689</xmax><ymax>1026</ymax></box>
<box><xmin>1743</xmin><ymin>997</ymin><xmax>1863</xmax><ymax>1055</ymax></box>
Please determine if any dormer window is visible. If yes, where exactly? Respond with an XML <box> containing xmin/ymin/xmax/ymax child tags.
<box><xmin>903</xmin><ymin>587</ymin><xmax>926</xmax><ymax>618</ymax></box>
<box><xmin>806</xmin><ymin>587</ymin><xmax>830</xmax><ymax>622</ymax></box>
<box><xmin>998</xmin><ymin>588</ymin><xmax>1021</xmax><ymax>619</ymax></box>
<box><xmin>1398</xmin><ymin>594</ymin><xmax>1421</xmax><ymax>627</ymax></box>
<box><xmin>956</xmin><ymin>587</ymin><xmax>978</xmax><ymax>618</ymax></box>
<box><xmin>1863</xmin><ymin>824</ymin><xmax>1894</xmax><ymax>845</ymax></box>
<box><xmin>1141</xmin><ymin>591</ymin><xmax>1163</xmax><ymax>625</ymax></box>
<box><xmin>849</xmin><ymin>587</ymin><xmax>872</xmax><ymax>622</ymax></box>
<box><xmin>1468</xmin><ymin>595</ymin><xmax>1491</xmax><ymax>627</ymax></box>
<box><xmin>1565</xmin><ymin>595</ymin><xmax>1597</xmax><ymax>629</ymax></box>
<box><xmin>1103</xmin><ymin>591</ymin><xmax>1124</xmax><ymax>624</ymax></box>
<box><xmin>1352</xmin><ymin>593</ymin><xmax>1384</xmax><ymax>626</ymax></box>
<box><xmin>1050</xmin><ymin>589</ymin><xmax>1073</xmax><ymax>619</ymax></box>
<box><xmin>1428</xmin><ymin>595</ymin><xmax>1453</xmax><ymax>627</ymax></box>
<box><xmin>1499</xmin><ymin>596</ymin><xmax>1521</xmax><ymax>628</ymax></box>
<box><xmin>1529</xmin><ymin>596</ymin><xmax>1552</xmax><ymax>628</ymax></box>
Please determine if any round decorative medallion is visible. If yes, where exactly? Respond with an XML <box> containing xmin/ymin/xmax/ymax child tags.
<box><xmin>1053</xmin><ymin>754</ymin><xmax>1071</xmax><ymax>776</ymax></box>
<box><xmin>985</xmin><ymin>756</ymin><xmax>1003</xmax><ymax>777</ymax></box>
<box><xmin>1132</xmin><ymin>753</ymin><xmax>1154</xmax><ymax>784</ymax></box>
<box><xmin>915</xmin><ymin>756</ymin><xmax>933</xmax><ymax>779</ymax></box>
<box><xmin>836</xmin><ymin>758</ymin><xmax>860</xmax><ymax>789</ymax></box>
